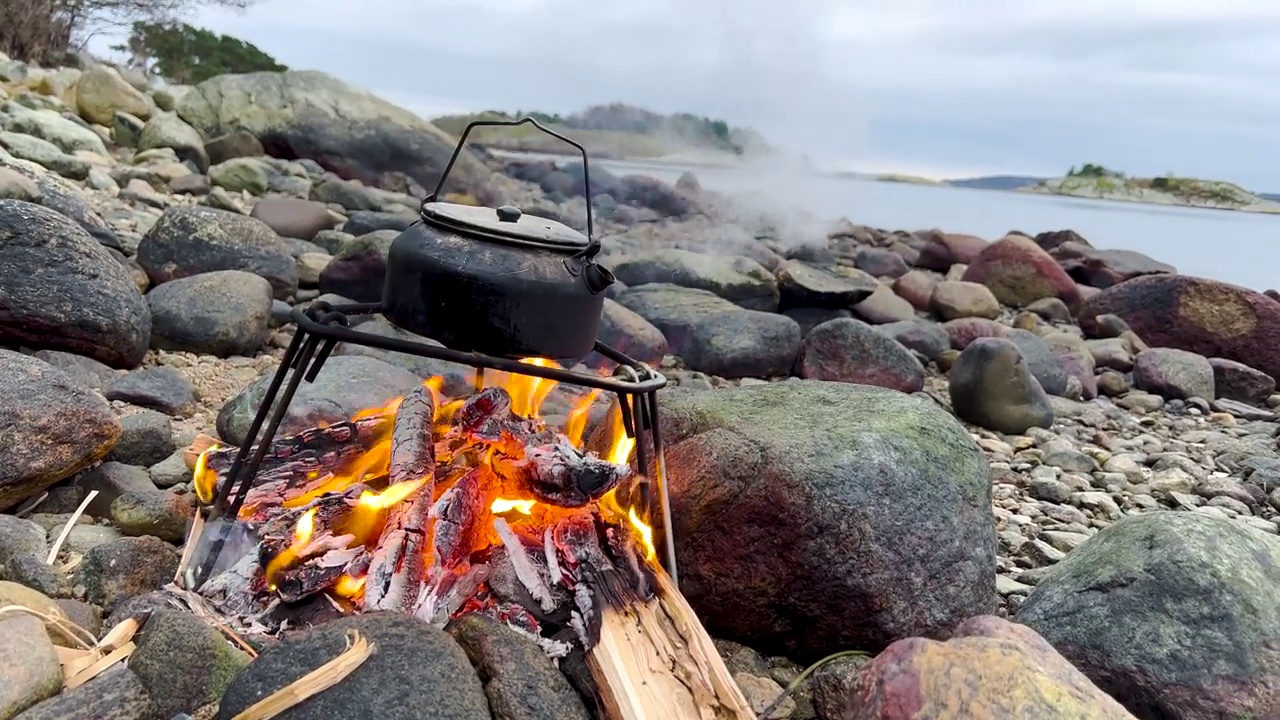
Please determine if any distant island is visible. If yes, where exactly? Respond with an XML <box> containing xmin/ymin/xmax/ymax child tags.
<box><xmin>432</xmin><ymin>105</ymin><xmax>771</xmax><ymax>163</ymax></box>
<box><xmin>873</xmin><ymin>164</ymin><xmax>1280</xmax><ymax>214</ymax></box>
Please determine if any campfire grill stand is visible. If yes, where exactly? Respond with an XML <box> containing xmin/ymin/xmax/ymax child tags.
<box><xmin>189</xmin><ymin>300</ymin><xmax>678</xmax><ymax>594</ymax></box>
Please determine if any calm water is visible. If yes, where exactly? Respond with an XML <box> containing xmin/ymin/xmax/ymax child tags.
<box><xmin>590</xmin><ymin>158</ymin><xmax>1280</xmax><ymax>293</ymax></box>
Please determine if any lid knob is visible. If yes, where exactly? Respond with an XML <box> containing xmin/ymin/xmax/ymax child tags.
<box><xmin>495</xmin><ymin>205</ymin><xmax>522</xmax><ymax>223</ymax></box>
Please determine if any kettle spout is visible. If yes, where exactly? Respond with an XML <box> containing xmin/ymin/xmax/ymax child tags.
<box><xmin>582</xmin><ymin>262</ymin><xmax>616</xmax><ymax>295</ymax></box>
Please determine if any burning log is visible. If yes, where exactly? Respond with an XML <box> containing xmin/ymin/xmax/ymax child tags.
<box><xmin>192</xmin><ymin>416</ymin><xmax>393</xmax><ymax>511</ymax></box>
<box><xmin>259</xmin><ymin>487</ymin><xmax>370</xmax><ymax>603</ymax></box>
<box><xmin>493</xmin><ymin>436</ymin><xmax>631</xmax><ymax>508</ymax></box>
<box><xmin>363</xmin><ymin>385</ymin><xmax>437</xmax><ymax>612</ymax></box>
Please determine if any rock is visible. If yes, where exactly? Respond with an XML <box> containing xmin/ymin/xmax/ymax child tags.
<box><xmin>216</xmin><ymin>613</ymin><xmax>491</xmax><ymax>720</ymax></box>
<box><xmin>147</xmin><ymin>452</ymin><xmax>190</xmax><ymax>489</ymax></box>
<box><xmin>783</xmin><ymin>307</ymin><xmax>851</xmax><ymax>336</ymax></box>
<box><xmin>843</xmin><ymin>615</ymin><xmax>1135</xmax><ymax>720</ymax></box>
<box><xmin>963</xmin><ymin>234</ymin><xmax>1081</xmax><ymax>309</ymax></box>
<box><xmin>129</xmin><ymin>610</ymin><xmax>251</xmax><ymax>719</ymax></box>
<box><xmin>250</xmin><ymin>195</ymin><xmax>335</xmax><ymax>240</ymax></box>
<box><xmin>1017</xmin><ymin>512</ymin><xmax>1280</xmax><ymax>720</ymax></box>
<box><xmin>810</xmin><ymin>655</ymin><xmax>871</xmax><ymax>720</ymax></box>
<box><xmin>1002</xmin><ymin>329</ymin><xmax>1071</xmax><ymax>397</ymax></box>
<box><xmin>949</xmin><ymin>338</ymin><xmax>1055</xmax><ymax>434</ymax></box>
<box><xmin>795</xmin><ymin>317</ymin><xmax>925</xmax><ymax>393</ymax></box>
<box><xmin>135</xmin><ymin>112</ymin><xmax>207</xmax><ymax>173</ymax></box>
<box><xmin>851</xmin><ymin>284</ymin><xmax>915</xmax><ymax>323</ymax></box>
<box><xmin>657</xmin><ymin>382</ymin><xmax>995</xmax><ymax>660</ymax></box>
<box><xmin>875</xmin><ymin>319</ymin><xmax>950</xmax><ymax>361</ymax></box>
<box><xmin>0</xmin><ymin>614</ymin><xmax>65</xmax><ymax>718</ymax></box>
<box><xmin>0</xmin><ymin>351</ymin><xmax>120</xmax><ymax>511</ymax></box>
<box><xmin>0</xmin><ymin>131</ymin><xmax>90</xmax><ymax>179</ymax></box>
<box><xmin>4</xmin><ymin>104</ymin><xmax>108</xmax><ymax>155</ymax></box>
<box><xmin>341</xmin><ymin>210</ymin><xmax>415</xmax><ymax>236</ymax></box>
<box><xmin>1</xmin><ymin>163</ymin><xmax>122</xmax><ymax>249</ymax></box>
<box><xmin>330</xmin><ymin>316</ymin><xmax>473</xmax><ymax>391</ymax></box>
<box><xmin>177</xmin><ymin>70</ymin><xmax>490</xmax><ymax>193</ymax></box>
<box><xmin>1132</xmin><ymin>348</ymin><xmax>1215</xmax><ymax>400</ymax></box>
<box><xmin>448</xmin><ymin>613</ymin><xmax>592</xmax><ymax>720</ymax></box>
<box><xmin>1209</xmin><ymin>358</ymin><xmax>1275</xmax><ymax>405</ymax></box>
<box><xmin>1027</xmin><ymin>296</ymin><xmax>1074</xmax><ymax>323</ymax></box>
<box><xmin>77</xmin><ymin>461</ymin><xmax>156</xmax><ymax>516</ymax></box>
<box><xmin>0</xmin><ymin>200</ymin><xmax>150</xmax><ymax>367</ymax></box>
<box><xmin>916</xmin><ymin>232</ymin><xmax>988</xmax><ymax>270</ymax></box>
<box><xmin>30</xmin><ymin>350</ymin><xmax>117</xmax><ymax>390</ymax></box>
<box><xmin>775</xmin><ymin>259</ymin><xmax>878</xmax><ymax>310</ymax></box>
<box><xmin>136</xmin><ymin>205</ymin><xmax>297</xmax><ymax>299</ymax></box>
<box><xmin>76</xmin><ymin>536</ymin><xmax>179</xmax><ymax>611</ymax></box>
<box><xmin>146</xmin><ymin>270</ymin><xmax>273</xmax><ymax>357</ymax></box>
<box><xmin>217</xmin><ymin>354</ymin><xmax>422</xmax><ymax>445</ymax></box>
<box><xmin>0</xmin><ymin>515</ymin><xmax>47</xmax><ymax>567</ymax></box>
<box><xmin>13</xmin><ymin>666</ymin><xmax>160</xmax><ymax>720</ymax></box>
<box><xmin>208</xmin><ymin>157</ymin><xmax>269</xmax><ymax>194</ymax></box>
<box><xmin>608</xmin><ymin>249</ymin><xmax>780</xmax><ymax>311</ymax></box>
<box><xmin>0</xmin><ymin>166</ymin><xmax>41</xmax><ymax>202</ymax></box>
<box><xmin>1044</xmin><ymin>332</ymin><xmax>1098</xmax><ymax>400</ymax></box>
<box><xmin>930</xmin><ymin>280</ymin><xmax>1001</xmax><ymax>320</ymax></box>
<box><xmin>75</xmin><ymin>65</ymin><xmax>152</xmax><ymax>125</ymax></box>
<box><xmin>312</xmin><ymin>176</ymin><xmax>378</xmax><ymax>211</ymax></box>
<box><xmin>1050</xmin><ymin>241</ymin><xmax>1176</xmax><ymax>289</ymax></box>
<box><xmin>615</xmin><ymin>284</ymin><xmax>801</xmax><ymax>378</ymax></box>
<box><xmin>168</xmin><ymin>173</ymin><xmax>210</xmax><ymax>195</ymax></box>
<box><xmin>1077</xmin><ymin>274</ymin><xmax>1280</xmax><ymax>381</ymax></box>
<box><xmin>943</xmin><ymin>317</ymin><xmax>1006</xmax><ymax>350</ymax></box>
<box><xmin>109</xmin><ymin>490</ymin><xmax>192</xmax><ymax>543</ymax></box>
<box><xmin>590</xmin><ymin>298</ymin><xmax>669</xmax><ymax>368</ymax></box>
<box><xmin>854</xmin><ymin>246</ymin><xmax>909</xmax><ymax>278</ymax></box>
<box><xmin>104</xmin><ymin>366</ymin><xmax>197</xmax><ymax>417</ymax></box>
<box><xmin>108</xmin><ymin>409</ymin><xmax>174</xmax><ymax>466</ymax></box>
<box><xmin>317</xmin><ymin>229</ymin><xmax>394</xmax><ymax>302</ymax></box>
<box><xmin>204</xmin><ymin>129</ymin><xmax>263</xmax><ymax>165</ymax></box>
<box><xmin>893</xmin><ymin>269</ymin><xmax>938</xmax><ymax>310</ymax></box>
<box><xmin>112</xmin><ymin>111</ymin><xmax>145</xmax><ymax>147</ymax></box>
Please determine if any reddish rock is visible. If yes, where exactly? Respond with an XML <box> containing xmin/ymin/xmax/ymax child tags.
<box><xmin>250</xmin><ymin>195</ymin><xmax>336</xmax><ymax>240</ymax></box>
<box><xmin>841</xmin><ymin>615</ymin><xmax>1136</xmax><ymax>720</ymax></box>
<box><xmin>1209</xmin><ymin>358</ymin><xmax>1275</xmax><ymax>405</ymax></box>
<box><xmin>853</xmin><ymin>285</ymin><xmax>915</xmax><ymax>324</ymax></box>
<box><xmin>795</xmin><ymin>318</ymin><xmax>925</xmax><ymax>393</ymax></box>
<box><xmin>1050</xmin><ymin>241</ymin><xmax>1175</xmax><ymax>289</ymax></box>
<box><xmin>915</xmin><ymin>232</ymin><xmax>988</xmax><ymax>271</ymax></box>
<box><xmin>892</xmin><ymin>271</ymin><xmax>937</xmax><ymax>311</ymax></box>
<box><xmin>942</xmin><ymin>318</ymin><xmax>1006</xmax><ymax>350</ymax></box>
<box><xmin>962</xmin><ymin>235</ymin><xmax>1081</xmax><ymax>309</ymax></box>
<box><xmin>1078</xmin><ymin>274</ymin><xmax>1280</xmax><ymax>381</ymax></box>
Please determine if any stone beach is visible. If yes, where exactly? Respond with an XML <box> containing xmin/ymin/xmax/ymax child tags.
<box><xmin>0</xmin><ymin>52</ymin><xmax>1277</xmax><ymax>720</ymax></box>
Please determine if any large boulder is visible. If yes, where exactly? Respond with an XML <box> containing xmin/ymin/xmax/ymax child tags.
<box><xmin>615</xmin><ymin>284</ymin><xmax>801</xmax><ymax>378</ymax></box>
<box><xmin>0</xmin><ymin>351</ymin><xmax>120</xmax><ymax>511</ymax></box>
<box><xmin>75</xmin><ymin>65</ymin><xmax>153</xmax><ymax>125</ymax></box>
<box><xmin>0</xmin><ymin>200</ymin><xmax>150</xmax><ymax>367</ymax></box>
<box><xmin>0</xmin><ymin>159</ymin><xmax>120</xmax><ymax>249</ymax></box>
<box><xmin>136</xmin><ymin>204</ymin><xmax>298</xmax><ymax>299</ymax></box>
<box><xmin>608</xmin><ymin>249</ymin><xmax>779</xmax><ymax>311</ymax></box>
<box><xmin>146</xmin><ymin>270</ymin><xmax>273</xmax><ymax>357</ymax></box>
<box><xmin>1017</xmin><ymin>512</ymin><xmax>1280</xmax><ymax>720</ymax></box>
<box><xmin>961</xmin><ymin>234</ymin><xmax>1081</xmax><ymax>309</ymax></box>
<box><xmin>656</xmin><ymin>382</ymin><xmax>996</xmax><ymax>661</ymax></box>
<box><xmin>176</xmin><ymin>70</ymin><xmax>489</xmax><ymax>192</ymax></box>
<box><xmin>1078</xmin><ymin>274</ymin><xmax>1280</xmax><ymax>380</ymax></box>
<box><xmin>843</xmin><ymin>616</ymin><xmax>1136</xmax><ymax>720</ymax></box>
<box><xmin>1050</xmin><ymin>241</ymin><xmax>1175</xmax><ymax>289</ymax></box>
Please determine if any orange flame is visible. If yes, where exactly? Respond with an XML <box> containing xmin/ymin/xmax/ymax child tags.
<box><xmin>264</xmin><ymin>506</ymin><xmax>318</xmax><ymax>588</ymax></box>
<box><xmin>563</xmin><ymin>389</ymin><xmax>601</xmax><ymax>448</ymax></box>
<box><xmin>192</xmin><ymin>444</ymin><xmax>218</xmax><ymax>504</ymax></box>
<box><xmin>490</xmin><ymin>497</ymin><xmax>536</xmax><ymax>515</ymax></box>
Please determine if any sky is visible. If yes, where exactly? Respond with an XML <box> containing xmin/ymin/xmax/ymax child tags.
<box><xmin>130</xmin><ymin>0</ymin><xmax>1280</xmax><ymax>187</ymax></box>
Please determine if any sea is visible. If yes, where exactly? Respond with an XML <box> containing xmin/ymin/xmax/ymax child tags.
<box><xmin>575</xmin><ymin>156</ymin><xmax>1280</xmax><ymax>294</ymax></box>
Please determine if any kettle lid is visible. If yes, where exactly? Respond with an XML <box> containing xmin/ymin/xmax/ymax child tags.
<box><xmin>420</xmin><ymin>201</ymin><xmax>589</xmax><ymax>252</ymax></box>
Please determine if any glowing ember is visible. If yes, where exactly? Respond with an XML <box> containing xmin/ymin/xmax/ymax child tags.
<box><xmin>490</xmin><ymin>497</ymin><xmax>536</xmax><ymax>515</ymax></box>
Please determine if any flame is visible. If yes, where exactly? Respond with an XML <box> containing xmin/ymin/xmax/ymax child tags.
<box><xmin>499</xmin><ymin>357</ymin><xmax>561</xmax><ymax>419</ymax></box>
<box><xmin>333</xmin><ymin>573</ymin><xmax>366</xmax><ymax>599</ymax></box>
<box><xmin>563</xmin><ymin>389</ymin><xmax>601</xmax><ymax>448</ymax></box>
<box><xmin>490</xmin><ymin>497</ymin><xmax>536</xmax><ymax>515</ymax></box>
<box><xmin>605</xmin><ymin>403</ymin><xmax>636</xmax><ymax>466</ymax></box>
<box><xmin>192</xmin><ymin>444</ymin><xmax>219</xmax><ymax>504</ymax></box>
<box><xmin>265</xmin><ymin>506</ymin><xmax>318</xmax><ymax>587</ymax></box>
<box><xmin>358</xmin><ymin>478</ymin><xmax>427</xmax><ymax>510</ymax></box>
<box><xmin>628</xmin><ymin>507</ymin><xmax>656</xmax><ymax>561</ymax></box>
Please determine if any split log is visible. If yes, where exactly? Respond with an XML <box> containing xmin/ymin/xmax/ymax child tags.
<box><xmin>191</xmin><ymin>416</ymin><xmax>393</xmax><ymax>508</ymax></box>
<box><xmin>258</xmin><ymin>487</ymin><xmax>371</xmax><ymax>603</ymax></box>
<box><xmin>586</xmin><ymin>567</ymin><xmax>757</xmax><ymax>720</ymax></box>
<box><xmin>363</xmin><ymin>385</ymin><xmax>437</xmax><ymax>612</ymax></box>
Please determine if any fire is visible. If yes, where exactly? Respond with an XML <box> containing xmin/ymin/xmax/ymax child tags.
<box><xmin>195</xmin><ymin>358</ymin><xmax>662</xmax><ymax>602</ymax></box>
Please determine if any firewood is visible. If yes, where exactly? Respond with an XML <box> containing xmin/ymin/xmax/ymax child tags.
<box><xmin>363</xmin><ymin>385</ymin><xmax>438</xmax><ymax>612</ymax></box>
<box><xmin>191</xmin><ymin>416</ymin><xmax>393</xmax><ymax>507</ymax></box>
<box><xmin>492</xmin><ymin>436</ymin><xmax>631</xmax><ymax>508</ymax></box>
<box><xmin>586</xmin><ymin>566</ymin><xmax>757</xmax><ymax>720</ymax></box>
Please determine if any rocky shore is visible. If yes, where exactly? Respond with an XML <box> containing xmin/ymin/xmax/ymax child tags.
<box><xmin>0</xmin><ymin>51</ymin><xmax>1277</xmax><ymax>720</ymax></box>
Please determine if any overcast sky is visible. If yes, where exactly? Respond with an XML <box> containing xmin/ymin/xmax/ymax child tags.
<box><xmin>177</xmin><ymin>0</ymin><xmax>1280</xmax><ymax>188</ymax></box>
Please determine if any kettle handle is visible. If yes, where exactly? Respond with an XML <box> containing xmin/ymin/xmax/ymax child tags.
<box><xmin>428</xmin><ymin>116</ymin><xmax>596</xmax><ymax>250</ymax></box>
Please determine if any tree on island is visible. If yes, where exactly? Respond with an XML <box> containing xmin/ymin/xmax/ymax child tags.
<box><xmin>0</xmin><ymin>0</ymin><xmax>258</xmax><ymax>64</ymax></box>
<box><xmin>1067</xmin><ymin>163</ymin><xmax>1124</xmax><ymax>179</ymax></box>
<box><xmin>111</xmin><ymin>22</ymin><xmax>286</xmax><ymax>83</ymax></box>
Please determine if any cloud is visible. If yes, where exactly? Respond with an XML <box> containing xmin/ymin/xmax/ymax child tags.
<box><xmin>176</xmin><ymin>0</ymin><xmax>1280</xmax><ymax>188</ymax></box>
